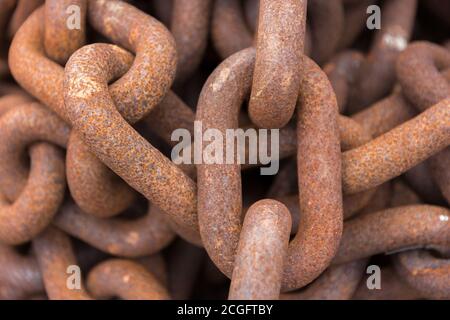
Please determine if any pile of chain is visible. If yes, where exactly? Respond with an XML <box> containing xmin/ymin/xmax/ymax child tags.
<box><xmin>0</xmin><ymin>0</ymin><xmax>449</xmax><ymax>300</ymax></box>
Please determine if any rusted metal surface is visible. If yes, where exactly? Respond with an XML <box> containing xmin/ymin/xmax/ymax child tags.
<box><xmin>338</xmin><ymin>0</ymin><xmax>374</xmax><ymax>50</ymax></box>
<box><xmin>44</xmin><ymin>0</ymin><xmax>86</xmax><ymax>65</ymax></box>
<box><xmin>334</xmin><ymin>205</ymin><xmax>450</xmax><ymax>264</ymax></box>
<box><xmin>352</xmin><ymin>91</ymin><xmax>417</xmax><ymax>138</ymax></box>
<box><xmin>308</xmin><ymin>0</ymin><xmax>344</xmax><ymax>65</ymax></box>
<box><xmin>353</xmin><ymin>265</ymin><xmax>421</xmax><ymax>300</ymax></box>
<box><xmin>324</xmin><ymin>50</ymin><xmax>364</xmax><ymax>113</ymax></box>
<box><xmin>282</xmin><ymin>148</ymin><xmax>392</xmax><ymax>301</ymax></box>
<box><xmin>229</xmin><ymin>199</ymin><xmax>291</xmax><ymax>300</ymax></box>
<box><xmin>397</xmin><ymin>42</ymin><xmax>450</xmax><ymax>111</ymax></box>
<box><xmin>343</xmin><ymin>99</ymin><xmax>450</xmax><ymax>194</ymax></box>
<box><xmin>33</xmin><ymin>226</ymin><xmax>92</xmax><ymax>300</ymax></box>
<box><xmin>166</xmin><ymin>240</ymin><xmax>205</xmax><ymax>300</ymax></box>
<box><xmin>0</xmin><ymin>102</ymin><xmax>68</xmax><ymax>201</ymax></box>
<box><xmin>285</xmin><ymin>54</ymin><xmax>343</xmax><ymax>291</ymax></box>
<box><xmin>212</xmin><ymin>0</ymin><xmax>253</xmax><ymax>59</ymax></box>
<box><xmin>397</xmin><ymin>44</ymin><xmax>450</xmax><ymax>205</ymax></box>
<box><xmin>9</xmin><ymin>7</ymin><xmax>73</xmax><ymax>120</ymax></box>
<box><xmin>87</xmin><ymin>259</ymin><xmax>170</xmax><ymax>300</ymax></box>
<box><xmin>196</xmin><ymin>48</ymin><xmax>255</xmax><ymax>277</ymax></box>
<box><xmin>0</xmin><ymin>244</ymin><xmax>43</xmax><ymax>299</ymax></box>
<box><xmin>171</xmin><ymin>0</ymin><xmax>211</xmax><ymax>82</ymax></box>
<box><xmin>348</xmin><ymin>0</ymin><xmax>417</xmax><ymax>113</ymax></box>
<box><xmin>0</xmin><ymin>103</ymin><xmax>67</xmax><ymax>245</ymax></box>
<box><xmin>66</xmin><ymin>132</ymin><xmax>137</xmax><ymax>218</ymax></box>
<box><xmin>0</xmin><ymin>143</ymin><xmax>65</xmax><ymax>245</ymax></box>
<box><xmin>64</xmin><ymin>43</ymin><xmax>199</xmax><ymax>244</ymax></box>
<box><xmin>0</xmin><ymin>92</ymin><xmax>33</xmax><ymax>116</ymax></box>
<box><xmin>0</xmin><ymin>0</ymin><xmax>16</xmax><ymax>47</ymax></box>
<box><xmin>281</xmin><ymin>260</ymin><xmax>367</xmax><ymax>300</ymax></box>
<box><xmin>197</xmin><ymin>49</ymin><xmax>343</xmax><ymax>291</ymax></box>
<box><xmin>244</xmin><ymin>0</ymin><xmax>258</xmax><ymax>33</ymax></box>
<box><xmin>394</xmin><ymin>249</ymin><xmax>450</xmax><ymax>300</ymax></box>
<box><xmin>8</xmin><ymin>0</ymin><xmax>43</xmax><ymax>39</ymax></box>
<box><xmin>404</xmin><ymin>161</ymin><xmax>445</xmax><ymax>205</ymax></box>
<box><xmin>10</xmin><ymin>1</ymin><xmax>177</xmax><ymax>122</ymax></box>
<box><xmin>54</xmin><ymin>200</ymin><xmax>175</xmax><ymax>257</ymax></box>
<box><xmin>248</xmin><ymin>0</ymin><xmax>306</xmax><ymax>129</ymax></box>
